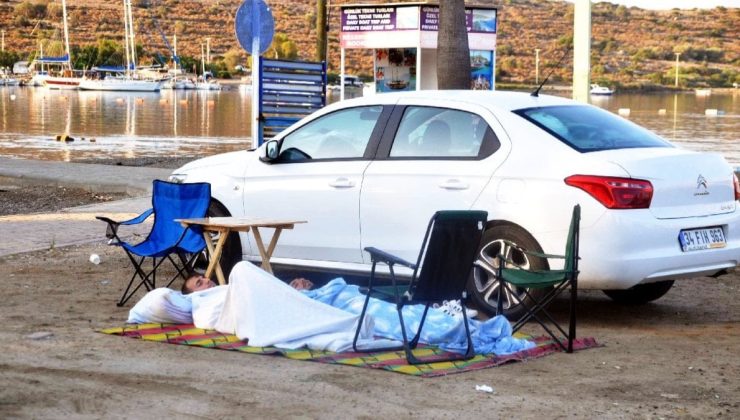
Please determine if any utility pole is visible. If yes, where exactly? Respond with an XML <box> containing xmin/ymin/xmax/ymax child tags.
<box><xmin>572</xmin><ymin>0</ymin><xmax>591</xmax><ymax>103</ymax></box>
<box><xmin>674</xmin><ymin>52</ymin><xmax>680</xmax><ymax>88</ymax></box>
<box><xmin>535</xmin><ymin>48</ymin><xmax>540</xmax><ymax>85</ymax></box>
<box><xmin>317</xmin><ymin>0</ymin><xmax>328</xmax><ymax>63</ymax></box>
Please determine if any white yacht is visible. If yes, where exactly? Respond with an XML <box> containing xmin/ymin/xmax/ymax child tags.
<box><xmin>78</xmin><ymin>0</ymin><xmax>160</xmax><ymax>92</ymax></box>
<box><xmin>79</xmin><ymin>75</ymin><xmax>162</xmax><ymax>92</ymax></box>
<box><xmin>590</xmin><ymin>84</ymin><xmax>614</xmax><ymax>95</ymax></box>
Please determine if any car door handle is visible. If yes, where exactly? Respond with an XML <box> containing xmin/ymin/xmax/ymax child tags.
<box><xmin>438</xmin><ymin>179</ymin><xmax>470</xmax><ymax>190</ymax></box>
<box><xmin>329</xmin><ymin>178</ymin><xmax>356</xmax><ymax>188</ymax></box>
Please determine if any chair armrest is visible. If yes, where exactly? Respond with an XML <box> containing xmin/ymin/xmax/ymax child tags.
<box><xmin>96</xmin><ymin>208</ymin><xmax>154</xmax><ymax>241</ymax></box>
<box><xmin>364</xmin><ymin>247</ymin><xmax>417</xmax><ymax>269</ymax></box>
<box><xmin>120</xmin><ymin>208</ymin><xmax>154</xmax><ymax>225</ymax></box>
<box><xmin>95</xmin><ymin>208</ymin><xmax>153</xmax><ymax>226</ymax></box>
<box><xmin>500</xmin><ymin>239</ymin><xmax>565</xmax><ymax>260</ymax></box>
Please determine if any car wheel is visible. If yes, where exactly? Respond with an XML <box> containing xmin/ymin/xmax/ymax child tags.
<box><xmin>602</xmin><ymin>280</ymin><xmax>674</xmax><ymax>304</ymax></box>
<box><xmin>192</xmin><ymin>201</ymin><xmax>243</xmax><ymax>282</ymax></box>
<box><xmin>468</xmin><ymin>224</ymin><xmax>550</xmax><ymax>320</ymax></box>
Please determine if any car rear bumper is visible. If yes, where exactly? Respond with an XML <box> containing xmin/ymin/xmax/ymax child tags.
<box><xmin>570</xmin><ymin>209</ymin><xmax>740</xmax><ymax>290</ymax></box>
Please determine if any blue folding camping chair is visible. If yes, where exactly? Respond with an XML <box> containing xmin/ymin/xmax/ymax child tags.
<box><xmin>96</xmin><ymin>180</ymin><xmax>211</xmax><ymax>306</ymax></box>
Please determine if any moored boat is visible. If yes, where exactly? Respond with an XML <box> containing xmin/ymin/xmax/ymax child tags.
<box><xmin>79</xmin><ymin>75</ymin><xmax>161</xmax><ymax>92</ymax></box>
<box><xmin>590</xmin><ymin>83</ymin><xmax>614</xmax><ymax>95</ymax></box>
<box><xmin>78</xmin><ymin>0</ymin><xmax>161</xmax><ymax>92</ymax></box>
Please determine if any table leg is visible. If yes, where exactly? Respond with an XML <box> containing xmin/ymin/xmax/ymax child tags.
<box><xmin>204</xmin><ymin>229</ymin><xmax>228</xmax><ymax>285</ymax></box>
<box><xmin>251</xmin><ymin>227</ymin><xmax>279</xmax><ymax>274</ymax></box>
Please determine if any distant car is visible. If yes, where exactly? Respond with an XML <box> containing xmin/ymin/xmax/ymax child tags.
<box><xmin>170</xmin><ymin>90</ymin><xmax>740</xmax><ymax>318</ymax></box>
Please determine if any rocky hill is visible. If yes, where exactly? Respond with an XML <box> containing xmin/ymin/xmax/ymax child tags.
<box><xmin>1</xmin><ymin>0</ymin><xmax>738</xmax><ymax>88</ymax></box>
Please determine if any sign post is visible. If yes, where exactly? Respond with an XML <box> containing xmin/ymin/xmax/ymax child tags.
<box><xmin>235</xmin><ymin>0</ymin><xmax>275</xmax><ymax>146</ymax></box>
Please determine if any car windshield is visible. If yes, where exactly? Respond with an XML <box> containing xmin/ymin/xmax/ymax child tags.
<box><xmin>514</xmin><ymin>105</ymin><xmax>673</xmax><ymax>152</ymax></box>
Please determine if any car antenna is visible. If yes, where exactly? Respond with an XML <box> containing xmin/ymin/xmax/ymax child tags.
<box><xmin>531</xmin><ymin>48</ymin><xmax>571</xmax><ymax>97</ymax></box>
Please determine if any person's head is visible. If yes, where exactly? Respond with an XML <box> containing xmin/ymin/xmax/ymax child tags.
<box><xmin>181</xmin><ymin>273</ymin><xmax>216</xmax><ymax>295</ymax></box>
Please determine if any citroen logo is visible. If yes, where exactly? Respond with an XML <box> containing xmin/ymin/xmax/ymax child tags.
<box><xmin>694</xmin><ymin>175</ymin><xmax>709</xmax><ymax>196</ymax></box>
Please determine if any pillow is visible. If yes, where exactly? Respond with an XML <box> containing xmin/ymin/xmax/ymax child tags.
<box><xmin>127</xmin><ymin>288</ymin><xmax>193</xmax><ymax>324</ymax></box>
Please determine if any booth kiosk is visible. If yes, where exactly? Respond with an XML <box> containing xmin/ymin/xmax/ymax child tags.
<box><xmin>339</xmin><ymin>3</ymin><xmax>498</xmax><ymax>100</ymax></box>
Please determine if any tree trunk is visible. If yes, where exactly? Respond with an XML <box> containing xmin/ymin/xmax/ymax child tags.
<box><xmin>437</xmin><ymin>0</ymin><xmax>470</xmax><ymax>89</ymax></box>
<box><xmin>316</xmin><ymin>0</ymin><xmax>327</xmax><ymax>63</ymax></box>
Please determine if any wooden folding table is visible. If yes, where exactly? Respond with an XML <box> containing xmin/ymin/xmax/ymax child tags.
<box><xmin>176</xmin><ymin>217</ymin><xmax>306</xmax><ymax>285</ymax></box>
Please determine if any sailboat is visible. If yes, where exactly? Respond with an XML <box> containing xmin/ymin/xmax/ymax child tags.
<box><xmin>78</xmin><ymin>0</ymin><xmax>161</xmax><ymax>92</ymax></box>
<box><xmin>195</xmin><ymin>43</ymin><xmax>221</xmax><ymax>90</ymax></box>
<box><xmin>162</xmin><ymin>34</ymin><xmax>196</xmax><ymax>90</ymax></box>
<box><xmin>44</xmin><ymin>0</ymin><xmax>83</xmax><ymax>89</ymax></box>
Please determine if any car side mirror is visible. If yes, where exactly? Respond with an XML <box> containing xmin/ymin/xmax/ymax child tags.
<box><xmin>261</xmin><ymin>140</ymin><xmax>280</xmax><ymax>162</ymax></box>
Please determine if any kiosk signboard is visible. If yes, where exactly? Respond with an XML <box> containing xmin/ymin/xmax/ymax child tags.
<box><xmin>339</xmin><ymin>4</ymin><xmax>497</xmax><ymax>95</ymax></box>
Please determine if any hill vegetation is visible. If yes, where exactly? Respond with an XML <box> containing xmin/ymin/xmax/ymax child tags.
<box><xmin>0</xmin><ymin>0</ymin><xmax>737</xmax><ymax>89</ymax></box>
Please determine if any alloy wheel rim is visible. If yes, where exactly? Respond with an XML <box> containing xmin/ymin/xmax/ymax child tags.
<box><xmin>473</xmin><ymin>239</ymin><xmax>532</xmax><ymax>310</ymax></box>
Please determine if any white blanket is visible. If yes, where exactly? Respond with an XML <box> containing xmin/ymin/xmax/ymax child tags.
<box><xmin>208</xmin><ymin>261</ymin><xmax>396</xmax><ymax>352</ymax></box>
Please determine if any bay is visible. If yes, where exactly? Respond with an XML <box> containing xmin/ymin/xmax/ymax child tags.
<box><xmin>0</xmin><ymin>86</ymin><xmax>737</xmax><ymax>167</ymax></box>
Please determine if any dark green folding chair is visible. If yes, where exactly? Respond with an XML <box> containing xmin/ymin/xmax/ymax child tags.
<box><xmin>352</xmin><ymin>210</ymin><xmax>488</xmax><ymax>365</ymax></box>
<box><xmin>476</xmin><ymin>204</ymin><xmax>580</xmax><ymax>353</ymax></box>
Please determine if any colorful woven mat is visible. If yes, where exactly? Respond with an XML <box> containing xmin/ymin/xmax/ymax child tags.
<box><xmin>100</xmin><ymin>323</ymin><xmax>600</xmax><ymax>377</ymax></box>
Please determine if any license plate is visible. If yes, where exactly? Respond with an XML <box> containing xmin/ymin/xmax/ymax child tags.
<box><xmin>678</xmin><ymin>227</ymin><xmax>726</xmax><ymax>252</ymax></box>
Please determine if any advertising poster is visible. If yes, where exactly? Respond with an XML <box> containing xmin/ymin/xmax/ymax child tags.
<box><xmin>470</xmin><ymin>50</ymin><xmax>494</xmax><ymax>90</ymax></box>
<box><xmin>374</xmin><ymin>48</ymin><xmax>417</xmax><ymax>93</ymax></box>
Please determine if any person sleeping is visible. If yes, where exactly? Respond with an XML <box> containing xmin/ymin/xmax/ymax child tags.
<box><xmin>127</xmin><ymin>261</ymin><xmax>535</xmax><ymax>355</ymax></box>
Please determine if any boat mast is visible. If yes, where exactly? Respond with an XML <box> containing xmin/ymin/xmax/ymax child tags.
<box><xmin>123</xmin><ymin>0</ymin><xmax>137</xmax><ymax>75</ymax></box>
<box><xmin>123</xmin><ymin>0</ymin><xmax>131</xmax><ymax>75</ymax></box>
<box><xmin>128</xmin><ymin>0</ymin><xmax>137</xmax><ymax>70</ymax></box>
<box><xmin>201</xmin><ymin>43</ymin><xmax>205</xmax><ymax>76</ymax></box>
<box><xmin>61</xmin><ymin>0</ymin><xmax>71</xmax><ymax>71</ymax></box>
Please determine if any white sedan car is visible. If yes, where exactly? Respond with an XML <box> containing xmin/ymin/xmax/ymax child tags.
<box><xmin>170</xmin><ymin>90</ymin><xmax>740</xmax><ymax>318</ymax></box>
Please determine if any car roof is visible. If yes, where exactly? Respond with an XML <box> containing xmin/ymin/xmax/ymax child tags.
<box><xmin>333</xmin><ymin>90</ymin><xmax>579</xmax><ymax>113</ymax></box>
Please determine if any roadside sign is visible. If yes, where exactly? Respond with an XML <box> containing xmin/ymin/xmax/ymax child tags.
<box><xmin>234</xmin><ymin>0</ymin><xmax>275</xmax><ymax>55</ymax></box>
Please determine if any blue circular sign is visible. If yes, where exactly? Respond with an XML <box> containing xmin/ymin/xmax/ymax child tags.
<box><xmin>234</xmin><ymin>0</ymin><xmax>275</xmax><ymax>55</ymax></box>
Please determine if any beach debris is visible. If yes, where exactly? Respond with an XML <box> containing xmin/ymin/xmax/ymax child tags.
<box><xmin>475</xmin><ymin>384</ymin><xmax>494</xmax><ymax>393</ymax></box>
<box><xmin>89</xmin><ymin>254</ymin><xmax>101</xmax><ymax>265</ymax></box>
<box><xmin>26</xmin><ymin>331</ymin><xmax>54</xmax><ymax>340</ymax></box>
<box><xmin>55</xmin><ymin>134</ymin><xmax>74</xmax><ymax>142</ymax></box>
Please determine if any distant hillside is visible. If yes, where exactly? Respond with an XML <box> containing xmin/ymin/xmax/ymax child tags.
<box><xmin>1</xmin><ymin>0</ymin><xmax>738</xmax><ymax>88</ymax></box>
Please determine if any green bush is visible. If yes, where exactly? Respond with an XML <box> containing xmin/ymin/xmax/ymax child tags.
<box><xmin>0</xmin><ymin>50</ymin><xmax>21</xmax><ymax>69</ymax></box>
<box><xmin>14</xmin><ymin>1</ymin><xmax>47</xmax><ymax>20</ymax></box>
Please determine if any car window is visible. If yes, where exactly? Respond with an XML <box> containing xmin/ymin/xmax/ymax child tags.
<box><xmin>279</xmin><ymin>106</ymin><xmax>382</xmax><ymax>161</ymax></box>
<box><xmin>389</xmin><ymin>107</ymin><xmax>496</xmax><ymax>158</ymax></box>
<box><xmin>515</xmin><ymin>105</ymin><xmax>673</xmax><ymax>152</ymax></box>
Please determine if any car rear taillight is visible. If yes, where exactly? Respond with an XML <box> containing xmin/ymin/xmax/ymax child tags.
<box><xmin>733</xmin><ymin>173</ymin><xmax>740</xmax><ymax>201</ymax></box>
<box><xmin>565</xmin><ymin>175</ymin><xmax>653</xmax><ymax>209</ymax></box>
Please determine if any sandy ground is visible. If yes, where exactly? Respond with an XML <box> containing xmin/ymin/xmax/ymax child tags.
<box><xmin>1</xmin><ymin>239</ymin><xmax>738</xmax><ymax>418</ymax></box>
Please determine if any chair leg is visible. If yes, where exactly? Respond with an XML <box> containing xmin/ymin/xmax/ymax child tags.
<box><xmin>353</xmin><ymin>262</ymin><xmax>403</xmax><ymax>353</ymax></box>
<box><xmin>408</xmin><ymin>304</ymin><xmax>430</xmax><ymax>348</ymax></box>
<box><xmin>405</xmin><ymin>300</ymin><xmax>476</xmax><ymax>365</ymax></box>
<box><xmin>459</xmin><ymin>303</ymin><xmax>476</xmax><ymax>360</ymax></box>
<box><xmin>165</xmin><ymin>252</ymin><xmax>200</xmax><ymax>289</ymax></box>
<box><xmin>509</xmin><ymin>283</ymin><xmax>573</xmax><ymax>352</ymax></box>
<box><xmin>568</xmin><ymin>275</ymin><xmax>578</xmax><ymax>353</ymax></box>
<box><xmin>496</xmin><ymin>255</ymin><xmax>505</xmax><ymax>315</ymax></box>
<box><xmin>116</xmin><ymin>253</ymin><xmax>175</xmax><ymax>307</ymax></box>
<box><xmin>117</xmin><ymin>254</ymin><xmax>149</xmax><ymax>307</ymax></box>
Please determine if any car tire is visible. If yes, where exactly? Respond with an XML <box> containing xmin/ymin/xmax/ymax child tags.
<box><xmin>467</xmin><ymin>224</ymin><xmax>550</xmax><ymax>320</ymax></box>
<box><xmin>192</xmin><ymin>201</ymin><xmax>243</xmax><ymax>282</ymax></box>
<box><xmin>602</xmin><ymin>280</ymin><xmax>674</xmax><ymax>304</ymax></box>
